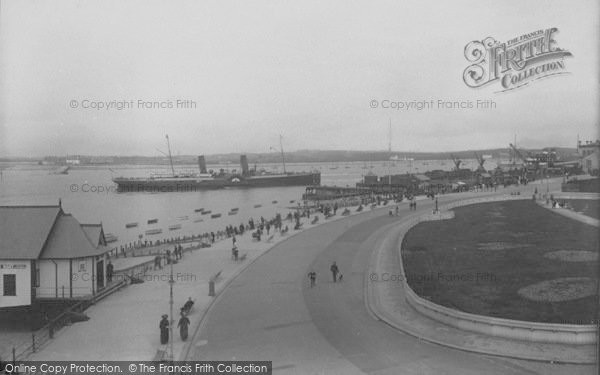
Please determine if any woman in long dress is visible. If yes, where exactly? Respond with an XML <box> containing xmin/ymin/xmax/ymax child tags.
<box><xmin>178</xmin><ymin>313</ymin><xmax>190</xmax><ymax>341</ymax></box>
<box><xmin>159</xmin><ymin>314</ymin><xmax>169</xmax><ymax>344</ymax></box>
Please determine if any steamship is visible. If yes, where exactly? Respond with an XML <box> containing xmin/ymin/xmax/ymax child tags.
<box><xmin>112</xmin><ymin>136</ymin><xmax>320</xmax><ymax>192</ymax></box>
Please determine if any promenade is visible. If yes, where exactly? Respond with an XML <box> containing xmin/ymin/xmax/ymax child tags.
<box><xmin>24</xmin><ymin>204</ymin><xmax>374</xmax><ymax>361</ymax></box>
<box><xmin>18</xmin><ymin>178</ymin><xmax>596</xmax><ymax>374</ymax></box>
<box><xmin>188</xmin><ymin>178</ymin><xmax>595</xmax><ymax>374</ymax></box>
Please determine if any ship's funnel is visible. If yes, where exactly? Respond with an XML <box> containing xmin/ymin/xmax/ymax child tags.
<box><xmin>198</xmin><ymin>156</ymin><xmax>207</xmax><ymax>174</ymax></box>
<box><xmin>240</xmin><ymin>155</ymin><xmax>249</xmax><ymax>176</ymax></box>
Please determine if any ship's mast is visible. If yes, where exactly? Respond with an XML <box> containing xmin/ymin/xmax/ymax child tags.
<box><xmin>165</xmin><ymin>134</ymin><xmax>175</xmax><ymax>176</ymax></box>
<box><xmin>279</xmin><ymin>134</ymin><xmax>287</xmax><ymax>173</ymax></box>
<box><xmin>388</xmin><ymin>119</ymin><xmax>392</xmax><ymax>185</ymax></box>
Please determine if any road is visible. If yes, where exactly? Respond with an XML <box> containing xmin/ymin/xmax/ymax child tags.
<box><xmin>188</xmin><ymin>188</ymin><xmax>594</xmax><ymax>374</ymax></box>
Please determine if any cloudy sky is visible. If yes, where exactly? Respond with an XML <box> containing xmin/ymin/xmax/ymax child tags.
<box><xmin>0</xmin><ymin>0</ymin><xmax>598</xmax><ymax>157</ymax></box>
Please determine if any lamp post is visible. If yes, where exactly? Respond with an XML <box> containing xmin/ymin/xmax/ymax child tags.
<box><xmin>168</xmin><ymin>254</ymin><xmax>175</xmax><ymax>362</ymax></box>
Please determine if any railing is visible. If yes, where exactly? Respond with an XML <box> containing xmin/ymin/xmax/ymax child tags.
<box><xmin>0</xmin><ymin>279</ymin><xmax>127</xmax><ymax>363</ymax></box>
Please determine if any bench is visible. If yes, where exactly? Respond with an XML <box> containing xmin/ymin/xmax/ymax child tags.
<box><xmin>311</xmin><ymin>216</ymin><xmax>319</xmax><ymax>224</ymax></box>
<box><xmin>239</xmin><ymin>253</ymin><xmax>247</xmax><ymax>261</ymax></box>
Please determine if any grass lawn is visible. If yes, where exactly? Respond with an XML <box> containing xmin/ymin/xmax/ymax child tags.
<box><xmin>401</xmin><ymin>200</ymin><xmax>599</xmax><ymax>323</ymax></box>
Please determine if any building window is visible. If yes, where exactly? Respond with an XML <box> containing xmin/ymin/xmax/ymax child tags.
<box><xmin>79</xmin><ymin>262</ymin><xmax>86</xmax><ymax>272</ymax></box>
<box><xmin>35</xmin><ymin>268</ymin><xmax>40</xmax><ymax>288</ymax></box>
<box><xmin>3</xmin><ymin>274</ymin><xmax>16</xmax><ymax>296</ymax></box>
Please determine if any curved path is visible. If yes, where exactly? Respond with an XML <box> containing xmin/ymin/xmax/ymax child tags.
<box><xmin>188</xmin><ymin>188</ymin><xmax>593</xmax><ymax>374</ymax></box>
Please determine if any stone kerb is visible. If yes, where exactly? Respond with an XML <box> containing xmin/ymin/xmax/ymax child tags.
<box><xmin>398</xmin><ymin>194</ymin><xmax>597</xmax><ymax>345</ymax></box>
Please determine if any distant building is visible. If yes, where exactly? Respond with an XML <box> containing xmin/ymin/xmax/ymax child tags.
<box><xmin>577</xmin><ymin>140</ymin><xmax>600</xmax><ymax>175</ymax></box>
<box><xmin>577</xmin><ymin>140</ymin><xmax>600</xmax><ymax>158</ymax></box>
<box><xmin>0</xmin><ymin>203</ymin><xmax>110</xmax><ymax>308</ymax></box>
<box><xmin>581</xmin><ymin>152</ymin><xmax>599</xmax><ymax>175</ymax></box>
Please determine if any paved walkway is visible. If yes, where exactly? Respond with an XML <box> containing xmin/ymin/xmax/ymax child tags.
<box><xmin>25</xmin><ymin>206</ymin><xmax>374</xmax><ymax>361</ymax></box>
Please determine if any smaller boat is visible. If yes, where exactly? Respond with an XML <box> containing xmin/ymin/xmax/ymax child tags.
<box><xmin>272</xmin><ymin>200</ymin><xmax>278</xmax><ymax>204</ymax></box>
<box><xmin>194</xmin><ymin>208</ymin><xmax>204</xmax><ymax>212</ymax></box>
<box><xmin>147</xmin><ymin>219</ymin><xmax>158</xmax><ymax>224</ymax></box>
<box><xmin>193</xmin><ymin>218</ymin><xmax>204</xmax><ymax>223</ymax></box>
<box><xmin>230</xmin><ymin>207</ymin><xmax>239</xmax><ymax>212</ymax></box>
<box><xmin>105</xmin><ymin>233</ymin><xmax>118</xmax><ymax>243</ymax></box>
<box><xmin>177</xmin><ymin>216</ymin><xmax>189</xmax><ymax>221</ymax></box>
<box><xmin>211</xmin><ymin>213</ymin><xmax>222</xmax><ymax>218</ymax></box>
<box><xmin>145</xmin><ymin>229</ymin><xmax>162</xmax><ymax>235</ymax></box>
<box><xmin>169</xmin><ymin>224</ymin><xmax>182</xmax><ymax>231</ymax></box>
<box><xmin>201</xmin><ymin>210</ymin><xmax>212</xmax><ymax>215</ymax></box>
<box><xmin>228</xmin><ymin>211</ymin><xmax>238</xmax><ymax>216</ymax></box>
<box><xmin>290</xmin><ymin>200</ymin><xmax>295</xmax><ymax>203</ymax></box>
<box><xmin>125</xmin><ymin>222</ymin><xmax>138</xmax><ymax>228</ymax></box>
<box><xmin>254</xmin><ymin>204</ymin><xmax>262</xmax><ymax>208</ymax></box>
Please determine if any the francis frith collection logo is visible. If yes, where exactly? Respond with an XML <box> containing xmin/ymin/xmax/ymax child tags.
<box><xmin>463</xmin><ymin>28</ymin><xmax>572</xmax><ymax>92</ymax></box>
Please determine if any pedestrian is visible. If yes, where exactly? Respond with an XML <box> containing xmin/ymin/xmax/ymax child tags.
<box><xmin>106</xmin><ymin>261</ymin><xmax>114</xmax><ymax>283</ymax></box>
<box><xmin>159</xmin><ymin>314</ymin><xmax>169</xmax><ymax>344</ymax></box>
<box><xmin>178</xmin><ymin>312</ymin><xmax>190</xmax><ymax>341</ymax></box>
<box><xmin>308</xmin><ymin>271</ymin><xmax>316</xmax><ymax>287</ymax></box>
<box><xmin>330</xmin><ymin>262</ymin><xmax>339</xmax><ymax>283</ymax></box>
<box><xmin>395</xmin><ymin>205</ymin><xmax>399</xmax><ymax>216</ymax></box>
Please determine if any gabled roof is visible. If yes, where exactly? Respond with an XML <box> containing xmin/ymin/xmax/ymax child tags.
<box><xmin>80</xmin><ymin>224</ymin><xmax>106</xmax><ymax>247</ymax></box>
<box><xmin>0</xmin><ymin>205</ymin><xmax>108</xmax><ymax>260</ymax></box>
<box><xmin>0</xmin><ymin>205</ymin><xmax>62</xmax><ymax>259</ymax></box>
<box><xmin>40</xmin><ymin>215</ymin><xmax>107</xmax><ymax>259</ymax></box>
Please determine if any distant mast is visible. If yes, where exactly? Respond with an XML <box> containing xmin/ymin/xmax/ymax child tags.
<box><xmin>165</xmin><ymin>134</ymin><xmax>175</xmax><ymax>177</ymax></box>
<box><xmin>279</xmin><ymin>134</ymin><xmax>287</xmax><ymax>173</ymax></box>
<box><xmin>388</xmin><ymin>119</ymin><xmax>392</xmax><ymax>185</ymax></box>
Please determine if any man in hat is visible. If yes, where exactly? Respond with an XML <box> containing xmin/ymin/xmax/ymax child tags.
<box><xmin>159</xmin><ymin>314</ymin><xmax>169</xmax><ymax>344</ymax></box>
<box><xmin>330</xmin><ymin>262</ymin><xmax>339</xmax><ymax>283</ymax></box>
<box><xmin>307</xmin><ymin>271</ymin><xmax>316</xmax><ymax>288</ymax></box>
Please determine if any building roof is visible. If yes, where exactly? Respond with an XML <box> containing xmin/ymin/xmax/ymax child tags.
<box><xmin>80</xmin><ymin>224</ymin><xmax>106</xmax><ymax>247</ymax></box>
<box><xmin>0</xmin><ymin>205</ymin><xmax>62</xmax><ymax>259</ymax></box>
<box><xmin>40</xmin><ymin>215</ymin><xmax>107</xmax><ymax>259</ymax></box>
<box><xmin>0</xmin><ymin>205</ymin><xmax>108</xmax><ymax>260</ymax></box>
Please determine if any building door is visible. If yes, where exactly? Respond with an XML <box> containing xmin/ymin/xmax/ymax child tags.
<box><xmin>96</xmin><ymin>260</ymin><xmax>104</xmax><ymax>290</ymax></box>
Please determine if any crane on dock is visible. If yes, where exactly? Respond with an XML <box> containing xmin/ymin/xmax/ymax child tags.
<box><xmin>450</xmin><ymin>154</ymin><xmax>462</xmax><ymax>171</ymax></box>
<box><xmin>474</xmin><ymin>152</ymin><xmax>486</xmax><ymax>172</ymax></box>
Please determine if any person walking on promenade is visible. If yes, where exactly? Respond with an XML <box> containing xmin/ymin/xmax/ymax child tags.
<box><xmin>308</xmin><ymin>271</ymin><xmax>316</xmax><ymax>288</ymax></box>
<box><xmin>159</xmin><ymin>314</ymin><xmax>169</xmax><ymax>344</ymax></box>
<box><xmin>178</xmin><ymin>312</ymin><xmax>190</xmax><ymax>341</ymax></box>
<box><xmin>395</xmin><ymin>205</ymin><xmax>399</xmax><ymax>216</ymax></box>
<box><xmin>106</xmin><ymin>261</ymin><xmax>114</xmax><ymax>283</ymax></box>
<box><xmin>154</xmin><ymin>255</ymin><xmax>162</xmax><ymax>270</ymax></box>
<box><xmin>330</xmin><ymin>262</ymin><xmax>339</xmax><ymax>283</ymax></box>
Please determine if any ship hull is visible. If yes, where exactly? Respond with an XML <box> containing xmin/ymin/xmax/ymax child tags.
<box><xmin>113</xmin><ymin>172</ymin><xmax>320</xmax><ymax>192</ymax></box>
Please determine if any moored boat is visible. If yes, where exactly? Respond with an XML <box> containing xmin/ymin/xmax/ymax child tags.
<box><xmin>105</xmin><ymin>233</ymin><xmax>118</xmax><ymax>243</ymax></box>
<box><xmin>145</xmin><ymin>229</ymin><xmax>162</xmax><ymax>235</ymax></box>
<box><xmin>125</xmin><ymin>222</ymin><xmax>138</xmax><ymax>228</ymax></box>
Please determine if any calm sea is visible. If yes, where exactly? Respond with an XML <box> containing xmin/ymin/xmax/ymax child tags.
<box><xmin>0</xmin><ymin>158</ymin><xmax>497</xmax><ymax>248</ymax></box>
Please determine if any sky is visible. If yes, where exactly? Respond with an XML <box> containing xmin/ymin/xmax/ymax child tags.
<box><xmin>0</xmin><ymin>0</ymin><xmax>598</xmax><ymax>157</ymax></box>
